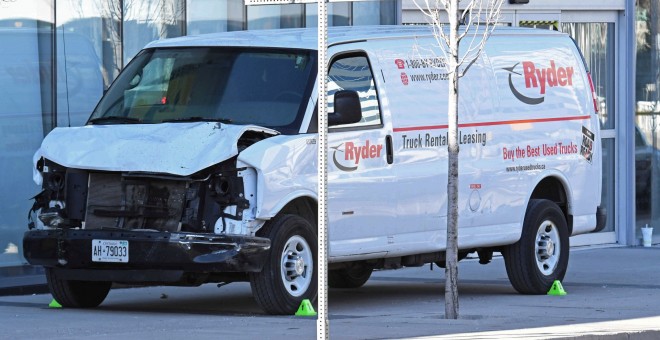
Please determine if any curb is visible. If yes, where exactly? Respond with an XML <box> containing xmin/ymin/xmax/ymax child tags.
<box><xmin>411</xmin><ymin>316</ymin><xmax>660</xmax><ymax>340</ymax></box>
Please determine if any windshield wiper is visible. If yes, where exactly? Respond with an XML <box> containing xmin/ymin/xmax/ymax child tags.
<box><xmin>88</xmin><ymin>116</ymin><xmax>142</xmax><ymax>125</ymax></box>
<box><xmin>162</xmin><ymin>116</ymin><xmax>233</xmax><ymax>124</ymax></box>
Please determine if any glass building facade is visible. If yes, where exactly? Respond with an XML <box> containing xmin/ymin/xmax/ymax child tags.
<box><xmin>0</xmin><ymin>0</ymin><xmax>398</xmax><ymax>272</ymax></box>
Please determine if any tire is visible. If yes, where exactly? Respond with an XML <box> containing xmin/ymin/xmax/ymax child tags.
<box><xmin>503</xmin><ymin>199</ymin><xmax>569</xmax><ymax>294</ymax></box>
<box><xmin>329</xmin><ymin>262</ymin><xmax>374</xmax><ymax>289</ymax></box>
<box><xmin>249</xmin><ymin>214</ymin><xmax>317</xmax><ymax>315</ymax></box>
<box><xmin>45</xmin><ymin>268</ymin><xmax>111</xmax><ymax>308</ymax></box>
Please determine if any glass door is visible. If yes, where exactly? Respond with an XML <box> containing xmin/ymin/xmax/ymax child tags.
<box><xmin>634</xmin><ymin>1</ymin><xmax>660</xmax><ymax>245</ymax></box>
<box><xmin>562</xmin><ymin>11</ymin><xmax>618</xmax><ymax>245</ymax></box>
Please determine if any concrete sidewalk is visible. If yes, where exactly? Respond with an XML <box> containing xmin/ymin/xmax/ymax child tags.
<box><xmin>0</xmin><ymin>246</ymin><xmax>658</xmax><ymax>339</ymax></box>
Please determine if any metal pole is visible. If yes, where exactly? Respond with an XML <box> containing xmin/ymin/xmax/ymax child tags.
<box><xmin>316</xmin><ymin>0</ymin><xmax>329</xmax><ymax>339</ymax></box>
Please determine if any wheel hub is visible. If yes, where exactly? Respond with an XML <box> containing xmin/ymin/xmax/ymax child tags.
<box><xmin>279</xmin><ymin>234</ymin><xmax>313</xmax><ymax>297</ymax></box>
<box><xmin>293</xmin><ymin>255</ymin><xmax>305</xmax><ymax>276</ymax></box>
<box><xmin>546</xmin><ymin>238</ymin><xmax>555</xmax><ymax>256</ymax></box>
<box><xmin>538</xmin><ymin>235</ymin><xmax>556</xmax><ymax>259</ymax></box>
<box><xmin>535</xmin><ymin>221</ymin><xmax>561</xmax><ymax>275</ymax></box>
<box><xmin>284</xmin><ymin>251</ymin><xmax>306</xmax><ymax>280</ymax></box>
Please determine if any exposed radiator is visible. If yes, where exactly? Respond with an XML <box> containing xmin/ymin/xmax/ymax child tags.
<box><xmin>85</xmin><ymin>173</ymin><xmax>187</xmax><ymax>232</ymax></box>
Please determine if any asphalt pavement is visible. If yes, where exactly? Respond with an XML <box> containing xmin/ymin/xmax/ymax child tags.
<box><xmin>0</xmin><ymin>245</ymin><xmax>659</xmax><ymax>339</ymax></box>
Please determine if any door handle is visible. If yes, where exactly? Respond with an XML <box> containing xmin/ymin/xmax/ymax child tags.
<box><xmin>386</xmin><ymin>134</ymin><xmax>393</xmax><ymax>164</ymax></box>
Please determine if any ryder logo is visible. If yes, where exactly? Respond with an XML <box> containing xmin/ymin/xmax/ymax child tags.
<box><xmin>503</xmin><ymin>60</ymin><xmax>574</xmax><ymax>105</ymax></box>
<box><xmin>331</xmin><ymin>141</ymin><xmax>383</xmax><ymax>172</ymax></box>
<box><xmin>400</xmin><ymin>72</ymin><xmax>409</xmax><ymax>86</ymax></box>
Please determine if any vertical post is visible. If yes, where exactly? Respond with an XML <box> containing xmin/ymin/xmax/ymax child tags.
<box><xmin>316</xmin><ymin>0</ymin><xmax>329</xmax><ymax>339</ymax></box>
<box><xmin>445</xmin><ymin>0</ymin><xmax>460</xmax><ymax>320</ymax></box>
<box><xmin>49</xmin><ymin>2</ymin><xmax>57</xmax><ymax>132</ymax></box>
<box><xmin>120</xmin><ymin>0</ymin><xmax>125</xmax><ymax>68</ymax></box>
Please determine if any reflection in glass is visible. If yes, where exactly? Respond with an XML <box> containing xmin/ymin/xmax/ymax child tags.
<box><xmin>562</xmin><ymin>23</ymin><xmax>615</xmax><ymax>130</ymax></box>
<box><xmin>187</xmin><ymin>0</ymin><xmax>244</xmax><ymax>34</ymax></box>
<box><xmin>247</xmin><ymin>4</ymin><xmax>303</xmax><ymax>30</ymax></box>
<box><xmin>305</xmin><ymin>3</ymin><xmax>350</xmax><ymax>27</ymax></box>
<box><xmin>354</xmin><ymin>1</ymin><xmax>396</xmax><ymax>26</ymax></box>
<box><xmin>245</xmin><ymin>1</ymin><xmax>398</xmax><ymax>30</ymax></box>
<box><xmin>563</xmin><ymin>22</ymin><xmax>615</xmax><ymax>236</ymax></box>
<box><xmin>123</xmin><ymin>0</ymin><xmax>185</xmax><ymax>64</ymax></box>
<box><xmin>56</xmin><ymin>0</ymin><xmax>121</xmax><ymax>127</ymax></box>
<box><xmin>0</xmin><ymin>0</ymin><xmax>54</xmax><ymax>266</ymax></box>
<box><xmin>600</xmin><ymin>139</ymin><xmax>615</xmax><ymax>233</ymax></box>
<box><xmin>328</xmin><ymin>56</ymin><xmax>381</xmax><ymax>128</ymax></box>
<box><xmin>635</xmin><ymin>0</ymin><xmax>660</xmax><ymax>241</ymax></box>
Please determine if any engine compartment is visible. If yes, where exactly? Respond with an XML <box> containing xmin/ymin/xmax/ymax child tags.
<box><xmin>31</xmin><ymin>156</ymin><xmax>253</xmax><ymax>234</ymax></box>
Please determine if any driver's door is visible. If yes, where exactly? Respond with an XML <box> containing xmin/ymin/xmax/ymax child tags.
<box><xmin>326</xmin><ymin>52</ymin><xmax>395</xmax><ymax>259</ymax></box>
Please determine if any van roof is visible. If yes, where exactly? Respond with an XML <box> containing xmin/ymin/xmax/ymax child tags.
<box><xmin>147</xmin><ymin>25</ymin><xmax>566</xmax><ymax>50</ymax></box>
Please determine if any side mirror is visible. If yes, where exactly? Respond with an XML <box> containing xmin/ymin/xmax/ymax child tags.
<box><xmin>329</xmin><ymin>90</ymin><xmax>361</xmax><ymax>126</ymax></box>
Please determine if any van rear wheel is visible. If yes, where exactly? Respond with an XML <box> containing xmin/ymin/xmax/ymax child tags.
<box><xmin>503</xmin><ymin>199</ymin><xmax>569</xmax><ymax>294</ymax></box>
<box><xmin>249</xmin><ymin>214</ymin><xmax>317</xmax><ymax>315</ymax></box>
<box><xmin>329</xmin><ymin>262</ymin><xmax>374</xmax><ymax>289</ymax></box>
<box><xmin>45</xmin><ymin>268</ymin><xmax>111</xmax><ymax>308</ymax></box>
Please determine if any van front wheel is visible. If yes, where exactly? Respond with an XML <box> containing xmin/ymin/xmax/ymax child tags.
<box><xmin>249</xmin><ymin>214</ymin><xmax>317</xmax><ymax>315</ymax></box>
<box><xmin>45</xmin><ymin>268</ymin><xmax>111</xmax><ymax>308</ymax></box>
<box><xmin>503</xmin><ymin>199</ymin><xmax>569</xmax><ymax>294</ymax></box>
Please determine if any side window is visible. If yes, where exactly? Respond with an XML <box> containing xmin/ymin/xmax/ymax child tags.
<box><xmin>328</xmin><ymin>55</ymin><xmax>382</xmax><ymax>129</ymax></box>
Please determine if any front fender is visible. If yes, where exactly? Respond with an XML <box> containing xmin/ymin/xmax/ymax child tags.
<box><xmin>237</xmin><ymin>134</ymin><xmax>318</xmax><ymax>219</ymax></box>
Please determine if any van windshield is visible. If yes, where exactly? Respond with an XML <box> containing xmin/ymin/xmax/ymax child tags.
<box><xmin>89</xmin><ymin>47</ymin><xmax>316</xmax><ymax>134</ymax></box>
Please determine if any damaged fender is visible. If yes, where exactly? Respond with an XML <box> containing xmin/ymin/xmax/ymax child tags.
<box><xmin>238</xmin><ymin>134</ymin><xmax>318</xmax><ymax>220</ymax></box>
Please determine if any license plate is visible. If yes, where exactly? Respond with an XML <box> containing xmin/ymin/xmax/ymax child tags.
<box><xmin>92</xmin><ymin>239</ymin><xmax>129</xmax><ymax>263</ymax></box>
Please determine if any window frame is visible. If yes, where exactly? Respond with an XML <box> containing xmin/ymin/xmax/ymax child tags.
<box><xmin>308</xmin><ymin>51</ymin><xmax>384</xmax><ymax>134</ymax></box>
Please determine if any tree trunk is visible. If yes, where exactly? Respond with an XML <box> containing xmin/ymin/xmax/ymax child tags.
<box><xmin>445</xmin><ymin>0</ymin><xmax>460</xmax><ymax>320</ymax></box>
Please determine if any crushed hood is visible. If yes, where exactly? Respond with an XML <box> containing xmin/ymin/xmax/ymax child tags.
<box><xmin>34</xmin><ymin>122</ymin><xmax>278</xmax><ymax>183</ymax></box>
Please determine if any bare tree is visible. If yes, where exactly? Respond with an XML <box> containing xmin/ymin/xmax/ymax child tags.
<box><xmin>413</xmin><ymin>0</ymin><xmax>503</xmax><ymax>319</ymax></box>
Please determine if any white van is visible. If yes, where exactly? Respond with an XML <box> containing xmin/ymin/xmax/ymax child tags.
<box><xmin>23</xmin><ymin>26</ymin><xmax>605</xmax><ymax>315</ymax></box>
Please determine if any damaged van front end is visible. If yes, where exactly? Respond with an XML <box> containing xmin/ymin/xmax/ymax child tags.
<box><xmin>22</xmin><ymin>44</ymin><xmax>317</xmax><ymax>310</ymax></box>
<box><xmin>24</xmin><ymin>122</ymin><xmax>278</xmax><ymax>284</ymax></box>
